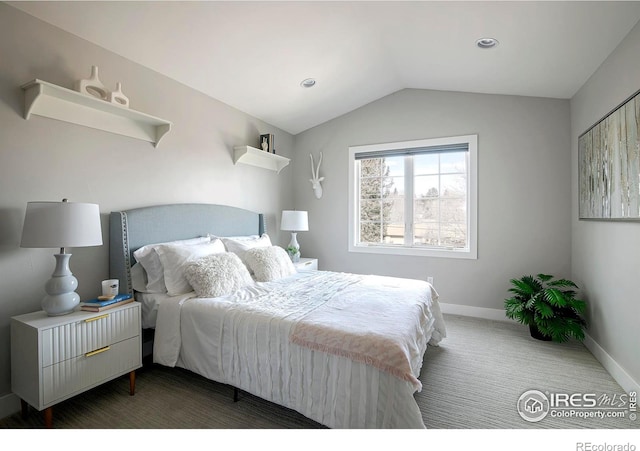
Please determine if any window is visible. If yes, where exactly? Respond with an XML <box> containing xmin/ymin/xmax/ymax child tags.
<box><xmin>348</xmin><ymin>135</ymin><xmax>477</xmax><ymax>259</ymax></box>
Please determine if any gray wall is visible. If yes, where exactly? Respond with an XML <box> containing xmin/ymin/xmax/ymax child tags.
<box><xmin>0</xmin><ymin>3</ymin><xmax>294</xmax><ymax>413</ymax></box>
<box><xmin>570</xmin><ymin>21</ymin><xmax>640</xmax><ymax>390</ymax></box>
<box><xmin>293</xmin><ymin>88</ymin><xmax>572</xmax><ymax>311</ymax></box>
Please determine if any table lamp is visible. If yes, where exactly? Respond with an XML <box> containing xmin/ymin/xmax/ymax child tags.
<box><xmin>280</xmin><ymin>210</ymin><xmax>308</xmax><ymax>262</ymax></box>
<box><xmin>20</xmin><ymin>199</ymin><xmax>103</xmax><ymax>316</ymax></box>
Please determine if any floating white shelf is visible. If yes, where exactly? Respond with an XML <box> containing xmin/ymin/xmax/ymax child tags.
<box><xmin>21</xmin><ymin>79</ymin><xmax>172</xmax><ymax>147</ymax></box>
<box><xmin>233</xmin><ymin>145</ymin><xmax>290</xmax><ymax>173</ymax></box>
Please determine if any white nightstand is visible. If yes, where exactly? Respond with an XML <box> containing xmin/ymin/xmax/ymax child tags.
<box><xmin>11</xmin><ymin>301</ymin><xmax>142</xmax><ymax>428</ymax></box>
<box><xmin>294</xmin><ymin>258</ymin><xmax>318</xmax><ymax>272</ymax></box>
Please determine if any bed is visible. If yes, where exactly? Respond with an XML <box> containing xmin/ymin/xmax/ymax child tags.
<box><xmin>109</xmin><ymin>203</ymin><xmax>446</xmax><ymax>429</ymax></box>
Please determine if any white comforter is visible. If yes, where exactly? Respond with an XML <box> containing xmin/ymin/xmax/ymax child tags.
<box><xmin>153</xmin><ymin>271</ymin><xmax>446</xmax><ymax>428</ymax></box>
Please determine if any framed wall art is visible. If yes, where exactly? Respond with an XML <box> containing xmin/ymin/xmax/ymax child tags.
<box><xmin>578</xmin><ymin>89</ymin><xmax>640</xmax><ymax>220</ymax></box>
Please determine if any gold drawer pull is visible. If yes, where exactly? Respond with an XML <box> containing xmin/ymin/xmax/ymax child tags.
<box><xmin>85</xmin><ymin>314</ymin><xmax>109</xmax><ymax>323</ymax></box>
<box><xmin>85</xmin><ymin>346</ymin><xmax>110</xmax><ymax>358</ymax></box>
<box><xmin>304</xmin><ymin>261</ymin><xmax>312</xmax><ymax>265</ymax></box>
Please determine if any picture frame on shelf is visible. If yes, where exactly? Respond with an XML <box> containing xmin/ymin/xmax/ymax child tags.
<box><xmin>260</xmin><ymin>133</ymin><xmax>275</xmax><ymax>154</ymax></box>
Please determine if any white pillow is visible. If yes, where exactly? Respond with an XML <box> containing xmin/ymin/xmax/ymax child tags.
<box><xmin>133</xmin><ymin>236</ymin><xmax>210</xmax><ymax>293</ymax></box>
<box><xmin>131</xmin><ymin>263</ymin><xmax>148</xmax><ymax>292</ymax></box>
<box><xmin>221</xmin><ymin>234</ymin><xmax>272</xmax><ymax>252</ymax></box>
<box><xmin>184</xmin><ymin>253</ymin><xmax>254</xmax><ymax>298</ymax></box>
<box><xmin>221</xmin><ymin>234</ymin><xmax>272</xmax><ymax>269</ymax></box>
<box><xmin>244</xmin><ymin>246</ymin><xmax>297</xmax><ymax>282</ymax></box>
<box><xmin>155</xmin><ymin>239</ymin><xmax>226</xmax><ymax>295</ymax></box>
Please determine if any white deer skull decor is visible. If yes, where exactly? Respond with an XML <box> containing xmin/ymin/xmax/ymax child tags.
<box><xmin>309</xmin><ymin>152</ymin><xmax>324</xmax><ymax>199</ymax></box>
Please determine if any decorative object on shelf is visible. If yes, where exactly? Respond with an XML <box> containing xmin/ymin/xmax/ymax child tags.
<box><xmin>233</xmin><ymin>145</ymin><xmax>290</xmax><ymax>173</ymax></box>
<box><xmin>579</xmin><ymin>88</ymin><xmax>640</xmax><ymax>220</ymax></box>
<box><xmin>21</xmin><ymin>79</ymin><xmax>172</xmax><ymax>147</ymax></box>
<box><xmin>281</xmin><ymin>210</ymin><xmax>308</xmax><ymax>263</ymax></box>
<box><xmin>309</xmin><ymin>152</ymin><xmax>324</xmax><ymax>199</ymax></box>
<box><xmin>20</xmin><ymin>199</ymin><xmax>103</xmax><ymax>316</ymax></box>
<box><xmin>75</xmin><ymin>65</ymin><xmax>108</xmax><ymax>100</ymax></box>
<box><xmin>504</xmin><ymin>273</ymin><xmax>587</xmax><ymax>342</ymax></box>
<box><xmin>108</xmin><ymin>82</ymin><xmax>130</xmax><ymax>108</ymax></box>
<box><xmin>259</xmin><ymin>133</ymin><xmax>275</xmax><ymax>153</ymax></box>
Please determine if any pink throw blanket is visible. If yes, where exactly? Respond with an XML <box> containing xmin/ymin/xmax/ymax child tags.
<box><xmin>290</xmin><ymin>275</ymin><xmax>436</xmax><ymax>391</ymax></box>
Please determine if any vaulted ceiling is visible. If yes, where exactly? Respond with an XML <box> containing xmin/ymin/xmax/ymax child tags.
<box><xmin>9</xmin><ymin>1</ymin><xmax>640</xmax><ymax>134</ymax></box>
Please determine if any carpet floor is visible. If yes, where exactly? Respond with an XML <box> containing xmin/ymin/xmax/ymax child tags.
<box><xmin>1</xmin><ymin>314</ymin><xmax>637</xmax><ymax>430</ymax></box>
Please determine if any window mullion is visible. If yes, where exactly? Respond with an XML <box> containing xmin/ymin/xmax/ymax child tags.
<box><xmin>379</xmin><ymin>181</ymin><xmax>383</xmax><ymax>244</ymax></box>
<box><xmin>355</xmin><ymin>161</ymin><xmax>362</xmax><ymax>244</ymax></box>
<box><xmin>405</xmin><ymin>155</ymin><xmax>414</xmax><ymax>245</ymax></box>
<box><xmin>437</xmin><ymin>154</ymin><xmax>442</xmax><ymax>246</ymax></box>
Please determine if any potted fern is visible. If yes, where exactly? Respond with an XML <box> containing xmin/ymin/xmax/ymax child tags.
<box><xmin>504</xmin><ymin>274</ymin><xmax>587</xmax><ymax>342</ymax></box>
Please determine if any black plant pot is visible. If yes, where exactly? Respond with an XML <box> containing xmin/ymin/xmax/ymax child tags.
<box><xmin>529</xmin><ymin>324</ymin><xmax>552</xmax><ymax>341</ymax></box>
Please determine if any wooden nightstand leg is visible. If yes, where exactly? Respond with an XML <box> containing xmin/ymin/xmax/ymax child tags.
<box><xmin>20</xmin><ymin>399</ymin><xmax>28</xmax><ymax>419</ymax></box>
<box><xmin>129</xmin><ymin>370</ymin><xmax>136</xmax><ymax>396</ymax></box>
<box><xmin>44</xmin><ymin>407</ymin><xmax>53</xmax><ymax>429</ymax></box>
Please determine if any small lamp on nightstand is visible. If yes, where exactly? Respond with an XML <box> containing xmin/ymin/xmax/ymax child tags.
<box><xmin>281</xmin><ymin>210</ymin><xmax>308</xmax><ymax>263</ymax></box>
<box><xmin>20</xmin><ymin>199</ymin><xmax>103</xmax><ymax>316</ymax></box>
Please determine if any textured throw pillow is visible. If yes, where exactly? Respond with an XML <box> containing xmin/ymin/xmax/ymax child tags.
<box><xmin>133</xmin><ymin>236</ymin><xmax>210</xmax><ymax>293</ymax></box>
<box><xmin>221</xmin><ymin>234</ymin><xmax>273</xmax><ymax>271</ymax></box>
<box><xmin>184</xmin><ymin>252</ymin><xmax>254</xmax><ymax>298</ymax></box>
<box><xmin>244</xmin><ymin>246</ymin><xmax>297</xmax><ymax>282</ymax></box>
<box><xmin>155</xmin><ymin>239</ymin><xmax>226</xmax><ymax>295</ymax></box>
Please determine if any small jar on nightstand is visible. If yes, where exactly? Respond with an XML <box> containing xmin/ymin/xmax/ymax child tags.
<box><xmin>294</xmin><ymin>258</ymin><xmax>318</xmax><ymax>272</ymax></box>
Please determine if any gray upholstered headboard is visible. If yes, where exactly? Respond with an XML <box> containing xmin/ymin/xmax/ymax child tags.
<box><xmin>109</xmin><ymin>203</ymin><xmax>265</xmax><ymax>295</ymax></box>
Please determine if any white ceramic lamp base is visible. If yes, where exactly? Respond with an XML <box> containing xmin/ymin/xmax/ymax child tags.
<box><xmin>42</xmin><ymin>253</ymin><xmax>80</xmax><ymax>316</ymax></box>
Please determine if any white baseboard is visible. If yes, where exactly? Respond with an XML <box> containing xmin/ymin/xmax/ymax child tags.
<box><xmin>438</xmin><ymin>301</ymin><xmax>510</xmax><ymax>322</ymax></box>
<box><xmin>439</xmin><ymin>301</ymin><xmax>640</xmax><ymax>394</ymax></box>
<box><xmin>583</xmin><ymin>332</ymin><xmax>640</xmax><ymax>394</ymax></box>
<box><xmin>0</xmin><ymin>392</ymin><xmax>20</xmax><ymax>420</ymax></box>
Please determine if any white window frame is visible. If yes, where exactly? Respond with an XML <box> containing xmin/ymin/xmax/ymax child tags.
<box><xmin>348</xmin><ymin>134</ymin><xmax>477</xmax><ymax>259</ymax></box>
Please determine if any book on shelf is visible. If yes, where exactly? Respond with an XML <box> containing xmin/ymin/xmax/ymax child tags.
<box><xmin>81</xmin><ymin>297</ymin><xmax>134</xmax><ymax>312</ymax></box>
<box><xmin>80</xmin><ymin>294</ymin><xmax>133</xmax><ymax>312</ymax></box>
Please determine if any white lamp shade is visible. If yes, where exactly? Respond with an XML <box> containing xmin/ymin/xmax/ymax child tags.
<box><xmin>281</xmin><ymin>210</ymin><xmax>309</xmax><ymax>232</ymax></box>
<box><xmin>21</xmin><ymin>201</ymin><xmax>103</xmax><ymax>249</ymax></box>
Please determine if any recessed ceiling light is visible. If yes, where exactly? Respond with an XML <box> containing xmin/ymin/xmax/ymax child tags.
<box><xmin>476</xmin><ymin>37</ymin><xmax>499</xmax><ymax>49</ymax></box>
<box><xmin>300</xmin><ymin>78</ymin><xmax>316</xmax><ymax>88</ymax></box>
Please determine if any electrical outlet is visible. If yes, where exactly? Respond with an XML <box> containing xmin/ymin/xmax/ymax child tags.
<box><xmin>427</xmin><ymin>276</ymin><xmax>434</xmax><ymax>285</ymax></box>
